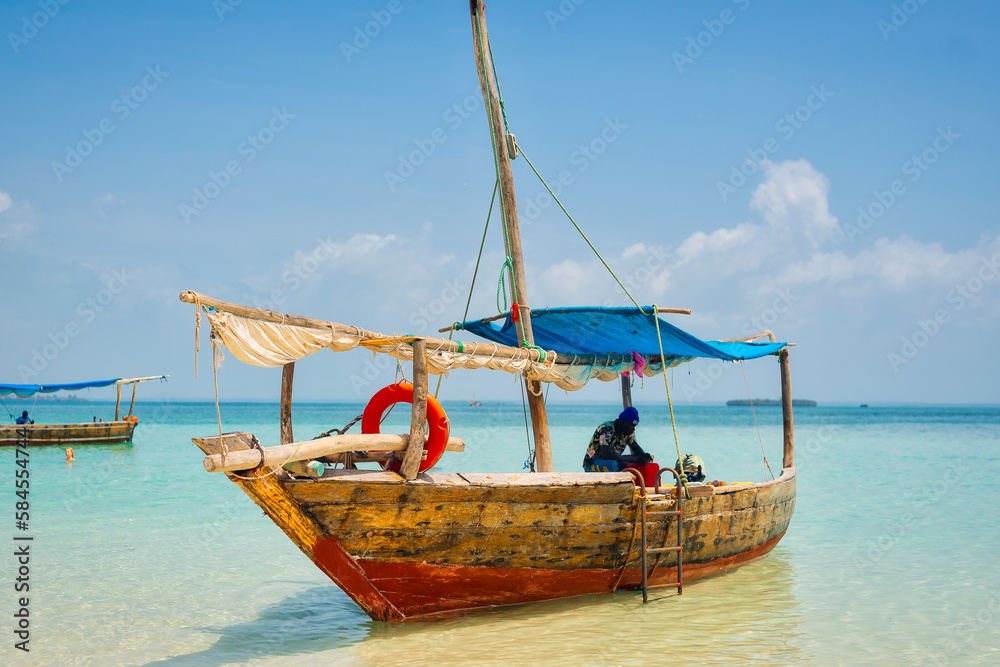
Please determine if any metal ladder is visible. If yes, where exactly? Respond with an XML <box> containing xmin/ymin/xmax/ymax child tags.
<box><xmin>640</xmin><ymin>467</ymin><xmax>684</xmax><ymax>603</ymax></box>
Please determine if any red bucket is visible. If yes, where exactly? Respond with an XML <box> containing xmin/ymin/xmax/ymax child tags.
<box><xmin>624</xmin><ymin>462</ymin><xmax>659</xmax><ymax>487</ymax></box>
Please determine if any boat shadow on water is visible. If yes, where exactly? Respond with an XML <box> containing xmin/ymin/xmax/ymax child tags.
<box><xmin>140</xmin><ymin>583</ymin><xmax>372</xmax><ymax>667</ymax></box>
<box><xmin>145</xmin><ymin>549</ymin><xmax>804</xmax><ymax>665</ymax></box>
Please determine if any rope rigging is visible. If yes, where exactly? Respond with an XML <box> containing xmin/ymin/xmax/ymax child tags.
<box><xmin>740</xmin><ymin>361</ymin><xmax>776</xmax><ymax>481</ymax></box>
<box><xmin>434</xmin><ymin>180</ymin><xmax>498</xmax><ymax>398</ymax></box>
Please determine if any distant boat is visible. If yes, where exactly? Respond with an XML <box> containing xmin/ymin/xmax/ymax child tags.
<box><xmin>469</xmin><ymin>397</ymin><xmax>482</xmax><ymax>407</ymax></box>
<box><xmin>727</xmin><ymin>399</ymin><xmax>817</xmax><ymax>407</ymax></box>
<box><xmin>860</xmin><ymin>404</ymin><xmax>868</xmax><ymax>408</ymax></box>
<box><xmin>1</xmin><ymin>376</ymin><xmax>167</xmax><ymax>446</ymax></box>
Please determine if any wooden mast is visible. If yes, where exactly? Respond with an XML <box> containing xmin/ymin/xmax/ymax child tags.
<box><xmin>469</xmin><ymin>0</ymin><xmax>553</xmax><ymax>472</ymax></box>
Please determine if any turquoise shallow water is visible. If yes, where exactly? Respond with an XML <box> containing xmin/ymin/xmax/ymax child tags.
<box><xmin>2</xmin><ymin>401</ymin><xmax>998</xmax><ymax>665</ymax></box>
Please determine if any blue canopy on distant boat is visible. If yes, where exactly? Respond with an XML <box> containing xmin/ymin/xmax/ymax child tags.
<box><xmin>459</xmin><ymin>307</ymin><xmax>785</xmax><ymax>361</ymax></box>
<box><xmin>0</xmin><ymin>379</ymin><xmax>122</xmax><ymax>398</ymax></box>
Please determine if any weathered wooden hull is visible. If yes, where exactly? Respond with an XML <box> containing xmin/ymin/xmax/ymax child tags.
<box><xmin>0</xmin><ymin>421</ymin><xmax>137</xmax><ymax>446</ymax></box>
<box><xmin>220</xmin><ymin>458</ymin><xmax>795</xmax><ymax>621</ymax></box>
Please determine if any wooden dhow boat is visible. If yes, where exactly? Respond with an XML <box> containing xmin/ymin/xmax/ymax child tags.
<box><xmin>180</xmin><ymin>2</ymin><xmax>796</xmax><ymax>622</ymax></box>
<box><xmin>1</xmin><ymin>376</ymin><xmax>168</xmax><ymax>446</ymax></box>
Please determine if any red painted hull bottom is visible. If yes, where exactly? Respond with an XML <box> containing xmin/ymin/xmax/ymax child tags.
<box><xmin>312</xmin><ymin>530</ymin><xmax>786</xmax><ymax>621</ymax></box>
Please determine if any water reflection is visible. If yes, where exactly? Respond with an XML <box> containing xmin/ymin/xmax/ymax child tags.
<box><xmin>352</xmin><ymin>550</ymin><xmax>804</xmax><ymax>665</ymax></box>
<box><xmin>151</xmin><ymin>550</ymin><xmax>802</xmax><ymax>666</ymax></box>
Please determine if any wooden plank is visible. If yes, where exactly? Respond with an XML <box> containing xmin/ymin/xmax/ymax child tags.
<box><xmin>331</xmin><ymin>523</ymin><xmax>635</xmax><ymax>569</ymax></box>
<box><xmin>306</xmin><ymin>498</ymin><xmax>632</xmax><ymax>533</ymax></box>
<box><xmin>114</xmin><ymin>384</ymin><xmax>121</xmax><ymax>421</ymax></box>
<box><xmin>329</xmin><ymin>506</ymin><xmax>795</xmax><ymax>571</ymax></box>
<box><xmin>178</xmin><ymin>290</ymin><xmax>548</xmax><ymax>363</ymax></box>
<box><xmin>201</xmin><ymin>433</ymin><xmax>467</xmax><ymax>473</ymax></box>
<box><xmin>192</xmin><ymin>431</ymin><xmax>256</xmax><ymax>456</ymax></box>
<box><xmin>457</xmin><ymin>472</ymin><xmax>635</xmax><ymax>487</ymax></box>
<box><xmin>280</xmin><ymin>362</ymin><xmax>294</xmax><ymax>445</ymax></box>
<box><xmin>286</xmin><ymin>477</ymin><xmax>635</xmax><ymax>506</ymax></box>
<box><xmin>400</xmin><ymin>339</ymin><xmax>427</xmax><ymax>480</ymax></box>
<box><xmin>664</xmin><ymin>484</ymin><xmax>715</xmax><ymax>499</ymax></box>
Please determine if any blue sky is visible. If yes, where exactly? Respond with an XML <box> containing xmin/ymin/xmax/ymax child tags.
<box><xmin>1</xmin><ymin>0</ymin><xmax>998</xmax><ymax>406</ymax></box>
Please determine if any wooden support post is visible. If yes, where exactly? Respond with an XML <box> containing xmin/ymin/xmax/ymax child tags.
<box><xmin>127</xmin><ymin>383</ymin><xmax>137</xmax><ymax>418</ymax></box>
<box><xmin>779</xmin><ymin>349</ymin><xmax>794</xmax><ymax>469</ymax></box>
<box><xmin>114</xmin><ymin>385</ymin><xmax>121</xmax><ymax>421</ymax></box>
<box><xmin>280</xmin><ymin>362</ymin><xmax>295</xmax><ymax>445</ymax></box>
<box><xmin>621</xmin><ymin>375</ymin><xmax>632</xmax><ymax>410</ymax></box>
<box><xmin>470</xmin><ymin>0</ymin><xmax>553</xmax><ymax>472</ymax></box>
<box><xmin>400</xmin><ymin>339</ymin><xmax>428</xmax><ymax>480</ymax></box>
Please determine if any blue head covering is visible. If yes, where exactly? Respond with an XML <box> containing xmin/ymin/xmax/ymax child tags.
<box><xmin>618</xmin><ymin>406</ymin><xmax>639</xmax><ymax>423</ymax></box>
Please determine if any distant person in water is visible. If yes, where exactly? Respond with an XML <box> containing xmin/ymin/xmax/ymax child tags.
<box><xmin>15</xmin><ymin>411</ymin><xmax>33</xmax><ymax>425</ymax></box>
<box><xmin>583</xmin><ymin>406</ymin><xmax>652</xmax><ymax>472</ymax></box>
<box><xmin>65</xmin><ymin>447</ymin><xmax>75</xmax><ymax>462</ymax></box>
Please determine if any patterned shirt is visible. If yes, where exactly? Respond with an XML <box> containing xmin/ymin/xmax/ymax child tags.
<box><xmin>583</xmin><ymin>420</ymin><xmax>637</xmax><ymax>466</ymax></box>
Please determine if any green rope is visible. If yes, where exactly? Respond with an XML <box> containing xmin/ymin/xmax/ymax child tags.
<box><xmin>467</xmin><ymin>179</ymin><xmax>499</xmax><ymax>324</ymax></box>
<box><xmin>651</xmin><ymin>304</ymin><xmax>689</xmax><ymax>500</ymax></box>
<box><xmin>517</xmin><ymin>146</ymin><xmax>647</xmax><ymax>314</ymax></box>
<box><xmin>497</xmin><ymin>257</ymin><xmax>513</xmax><ymax>313</ymax></box>
<box><xmin>523</xmin><ymin>343</ymin><xmax>547</xmax><ymax>363</ymax></box>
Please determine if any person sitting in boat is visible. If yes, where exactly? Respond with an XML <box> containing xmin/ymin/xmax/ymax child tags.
<box><xmin>582</xmin><ymin>406</ymin><xmax>652</xmax><ymax>472</ymax></box>
<box><xmin>15</xmin><ymin>411</ymin><xmax>33</xmax><ymax>425</ymax></box>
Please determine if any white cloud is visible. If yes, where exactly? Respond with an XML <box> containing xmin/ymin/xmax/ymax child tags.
<box><xmin>521</xmin><ymin>159</ymin><xmax>999</xmax><ymax>343</ymax></box>
<box><xmin>750</xmin><ymin>159</ymin><xmax>839</xmax><ymax>247</ymax></box>
<box><xmin>675</xmin><ymin>222</ymin><xmax>759</xmax><ymax>265</ymax></box>
<box><xmin>0</xmin><ymin>191</ymin><xmax>34</xmax><ymax>244</ymax></box>
<box><xmin>95</xmin><ymin>193</ymin><xmax>120</xmax><ymax>220</ymax></box>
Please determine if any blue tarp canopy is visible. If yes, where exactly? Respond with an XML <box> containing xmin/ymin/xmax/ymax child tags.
<box><xmin>0</xmin><ymin>379</ymin><xmax>122</xmax><ymax>398</ymax></box>
<box><xmin>459</xmin><ymin>307</ymin><xmax>785</xmax><ymax>361</ymax></box>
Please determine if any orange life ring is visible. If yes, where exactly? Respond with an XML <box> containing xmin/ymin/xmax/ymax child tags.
<box><xmin>362</xmin><ymin>382</ymin><xmax>449</xmax><ymax>473</ymax></box>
